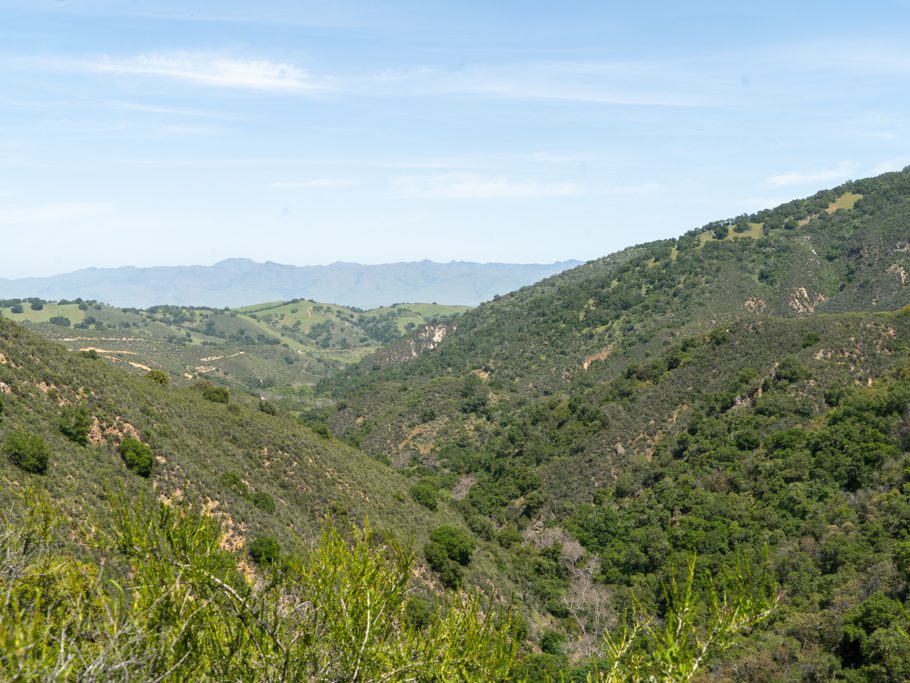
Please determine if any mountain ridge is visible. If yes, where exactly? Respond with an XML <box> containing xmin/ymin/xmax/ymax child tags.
<box><xmin>0</xmin><ymin>258</ymin><xmax>582</xmax><ymax>309</ymax></box>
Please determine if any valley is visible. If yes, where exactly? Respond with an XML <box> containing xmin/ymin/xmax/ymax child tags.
<box><xmin>2</xmin><ymin>168</ymin><xmax>910</xmax><ymax>681</ymax></box>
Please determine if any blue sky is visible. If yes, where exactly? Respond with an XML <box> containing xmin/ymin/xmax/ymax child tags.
<box><xmin>2</xmin><ymin>0</ymin><xmax>910</xmax><ymax>277</ymax></box>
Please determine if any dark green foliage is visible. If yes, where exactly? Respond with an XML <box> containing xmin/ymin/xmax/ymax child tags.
<box><xmin>80</xmin><ymin>349</ymin><xmax>99</xmax><ymax>359</ymax></box>
<box><xmin>3</xmin><ymin>432</ymin><xmax>49</xmax><ymax>474</ymax></box>
<box><xmin>801</xmin><ymin>331</ymin><xmax>821</xmax><ymax>348</ymax></box>
<box><xmin>248</xmin><ymin>535</ymin><xmax>281</xmax><ymax>566</ymax></box>
<box><xmin>10</xmin><ymin>304</ymin><xmax>22</xmax><ymax>314</ymax></box>
<box><xmin>429</xmin><ymin>525</ymin><xmax>474</xmax><ymax>565</ymax></box>
<box><xmin>424</xmin><ymin>525</ymin><xmax>476</xmax><ymax>586</ymax></box>
<box><xmin>409</xmin><ymin>481</ymin><xmax>438</xmax><ymax>511</ymax></box>
<box><xmin>145</xmin><ymin>369</ymin><xmax>169</xmax><ymax>385</ymax></box>
<box><xmin>839</xmin><ymin>593</ymin><xmax>910</xmax><ymax>680</ymax></box>
<box><xmin>48</xmin><ymin>316</ymin><xmax>71</xmax><ymax>327</ymax></box>
<box><xmin>202</xmin><ymin>385</ymin><xmax>229</xmax><ymax>403</ymax></box>
<box><xmin>58</xmin><ymin>404</ymin><xmax>91</xmax><ymax>446</ymax></box>
<box><xmin>540</xmin><ymin>629</ymin><xmax>565</xmax><ymax>655</ymax></box>
<box><xmin>29</xmin><ymin>302</ymin><xmax>43</xmax><ymax>311</ymax></box>
<box><xmin>512</xmin><ymin>653</ymin><xmax>567</xmax><ymax>682</ymax></box>
<box><xmin>423</xmin><ymin>540</ymin><xmax>462</xmax><ymax>588</ymax></box>
<box><xmin>250</xmin><ymin>491</ymin><xmax>275</xmax><ymax>514</ymax></box>
<box><xmin>404</xmin><ymin>595</ymin><xmax>435</xmax><ymax>629</ymax></box>
<box><xmin>308</xmin><ymin>422</ymin><xmax>332</xmax><ymax>439</ymax></box>
<box><xmin>119</xmin><ymin>437</ymin><xmax>154</xmax><ymax>477</ymax></box>
<box><xmin>257</xmin><ymin>399</ymin><xmax>277</xmax><ymax>415</ymax></box>
<box><xmin>774</xmin><ymin>356</ymin><xmax>810</xmax><ymax>383</ymax></box>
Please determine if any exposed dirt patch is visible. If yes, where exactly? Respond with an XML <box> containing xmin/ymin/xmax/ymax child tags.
<box><xmin>887</xmin><ymin>263</ymin><xmax>909</xmax><ymax>285</ymax></box>
<box><xmin>789</xmin><ymin>287</ymin><xmax>827</xmax><ymax>315</ymax></box>
<box><xmin>87</xmin><ymin>417</ymin><xmax>105</xmax><ymax>445</ymax></box>
<box><xmin>78</xmin><ymin>347</ymin><xmax>139</xmax><ymax>355</ymax></box>
<box><xmin>743</xmin><ymin>296</ymin><xmax>768</xmax><ymax>313</ymax></box>
<box><xmin>583</xmin><ymin>345</ymin><xmax>613</xmax><ymax>371</ymax></box>
<box><xmin>200</xmin><ymin>351</ymin><xmax>245</xmax><ymax>362</ymax></box>
<box><xmin>452</xmin><ymin>474</ymin><xmax>476</xmax><ymax>501</ymax></box>
<box><xmin>102</xmin><ymin>418</ymin><xmax>141</xmax><ymax>443</ymax></box>
<box><xmin>397</xmin><ymin>417</ymin><xmax>448</xmax><ymax>457</ymax></box>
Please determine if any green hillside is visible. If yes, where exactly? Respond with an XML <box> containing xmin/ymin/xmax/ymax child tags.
<box><xmin>318</xmin><ymin>168</ymin><xmax>910</xmax><ymax>679</ymax></box>
<box><xmin>0</xmin><ymin>316</ymin><xmax>523</xmax><ymax>596</ymax></box>
<box><xmin>0</xmin><ymin>298</ymin><xmax>466</xmax><ymax>407</ymax></box>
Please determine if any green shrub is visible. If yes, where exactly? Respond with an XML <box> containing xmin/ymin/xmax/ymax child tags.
<box><xmin>30</xmin><ymin>302</ymin><xmax>43</xmax><ymax>311</ymax></box>
<box><xmin>119</xmin><ymin>437</ymin><xmax>154</xmax><ymax>477</ymax></box>
<box><xmin>145</xmin><ymin>369</ymin><xmax>169</xmax><ymax>385</ymax></box>
<box><xmin>219</xmin><ymin>471</ymin><xmax>248</xmax><ymax>496</ymax></box>
<box><xmin>404</xmin><ymin>596</ymin><xmax>435</xmax><ymax>629</ymax></box>
<box><xmin>540</xmin><ymin>630</ymin><xmax>565</xmax><ymax>656</ymax></box>
<box><xmin>801</xmin><ymin>332</ymin><xmax>821</xmax><ymax>348</ymax></box>
<box><xmin>48</xmin><ymin>316</ymin><xmax>71</xmax><ymax>327</ymax></box>
<box><xmin>202</xmin><ymin>385</ymin><xmax>229</xmax><ymax>404</ymax></box>
<box><xmin>409</xmin><ymin>481</ymin><xmax>438</xmax><ymax>511</ymax></box>
<box><xmin>257</xmin><ymin>400</ymin><xmax>277</xmax><ymax>415</ymax></box>
<box><xmin>10</xmin><ymin>304</ymin><xmax>23</xmax><ymax>314</ymax></box>
<box><xmin>309</xmin><ymin>422</ymin><xmax>332</xmax><ymax>439</ymax></box>
<box><xmin>249</xmin><ymin>535</ymin><xmax>281</xmax><ymax>566</ymax></box>
<box><xmin>775</xmin><ymin>356</ymin><xmax>810</xmax><ymax>383</ymax></box>
<box><xmin>424</xmin><ymin>541</ymin><xmax>463</xmax><ymax>587</ymax></box>
<box><xmin>429</xmin><ymin>526</ymin><xmax>474</xmax><ymax>566</ymax></box>
<box><xmin>4</xmin><ymin>432</ymin><xmax>49</xmax><ymax>474</ymax></box>
<box><xmin>250</xmin><ymin>491</ymin><xmax>276</xmax><ymax>514</ymax></box>
<box><xmin>58</xmin><ymin>404</ymin><xmax>91</xmax><ymax>446</ymax></box>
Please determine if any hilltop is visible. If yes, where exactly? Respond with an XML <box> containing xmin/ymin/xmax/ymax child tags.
<box><xmin>0</xmin><ymin>258</ymin><xmax>581</xmax><ymax>309</ymax></box>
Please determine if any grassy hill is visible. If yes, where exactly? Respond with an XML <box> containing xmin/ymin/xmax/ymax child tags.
<box><xmin>0</xmin><ymin>298</ymin><xmax>466</xmax><ymax>408</ymax></box>
<box><xmin>316</xmin><ymin>168</ymin><xmax>910</xmax><ymax>679</ymax></box>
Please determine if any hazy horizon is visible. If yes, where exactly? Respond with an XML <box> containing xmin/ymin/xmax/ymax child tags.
<box><xmin>0</xmin><ymin>256</ymin><xmax>584</xmax><ymax>281</ymax></box>
<box><xmin>2</xmin><ymin>0</ymin><xmax>910</xmax><ymax>278</ymax></box>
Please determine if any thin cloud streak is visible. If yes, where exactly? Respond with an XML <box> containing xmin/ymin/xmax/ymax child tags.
<box><xmin>91</xmin><ymin>53</ymin><xmax>325</xmax><ymax>92</ymax></box>
<box><xmin>394</xmin><ymin>173</ymin><xmax>584</xmax><ymax>200</ymax></box>
<box><xmin>271</xmin><ymin>178</ymin><xmax>362</xmax><ymax>189</ymax></box>
<box><xmin>767</xmin><ymin>163</ymin><xmax>855</xmax><ymax>187</ymax></box>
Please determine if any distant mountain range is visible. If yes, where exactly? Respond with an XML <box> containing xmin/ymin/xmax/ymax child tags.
<box><xmin>0</xmin><ymin>258</ymin><xmax>582</xmax><ymax>309</ymax></box>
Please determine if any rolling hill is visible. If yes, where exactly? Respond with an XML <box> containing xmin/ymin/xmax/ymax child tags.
<box><xmin>0</xmin><ymin>298</ymin><xmax>466</xmax><ymax>406</ymax></box>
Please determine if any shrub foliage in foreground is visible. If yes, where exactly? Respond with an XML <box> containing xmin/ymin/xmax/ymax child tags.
<box><xmin>0</xmin><ymin>488</ymin><xmax>520</xmax><ymax>682</ymax></box>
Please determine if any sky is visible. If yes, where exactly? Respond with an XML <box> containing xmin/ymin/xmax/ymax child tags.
<box><xmin>1</xmin><ymin>0</ymin><xmax>910</xmax><ymax>278</ymax></box>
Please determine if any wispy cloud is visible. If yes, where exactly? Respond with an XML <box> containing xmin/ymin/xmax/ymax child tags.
<box><xmin>766</xmin><ymin>162</ymin><xmax>855</xmax><ymax>187</ymax></box>
<box><xmin>0</xmin><ymin>202</ymin><xmax>111</xmax><ymax>225</ymax></box>
<box><xmin>365</xmin><ymin>62</ymin><xmax>716</xmax><ymax>107</ymax></box>
<box><xmin>394</xmin><ymin>173</ymin><xmax>584</xmax><ymax>200</ymax></box>
<box><xmin>91</xmin><ymin>53</ymin><xmax>322</xmax><ymax>92</ymax></box>
<box><xmin>271</xmin><ymin>178</ymin><xmax>361</xmax><ymax>189</ymax></box>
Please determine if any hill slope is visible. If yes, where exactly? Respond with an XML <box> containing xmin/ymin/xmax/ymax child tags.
<box><xmin>0</xmin><ymin>317</ymin><xmax>522</xmax><ymax>605</ymax></box>
<box><xmin>318</xmin><ymin>168</ymin><xmax>910</xmax><ymax>679</ymax></box>
<box><xmin>0</xmin><ymin>258</ymin><xmax>581</xmax><ymax>309</ymax></box>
